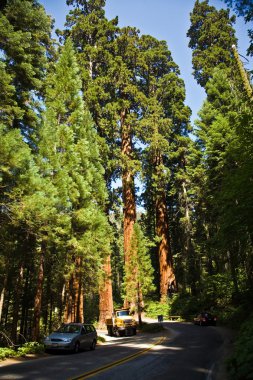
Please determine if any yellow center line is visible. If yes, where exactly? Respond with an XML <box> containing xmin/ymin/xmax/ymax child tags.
<box><xmin>70</xmin><ymin>336</ymin><xmax>166</xmax><ymax>380</ymax></box>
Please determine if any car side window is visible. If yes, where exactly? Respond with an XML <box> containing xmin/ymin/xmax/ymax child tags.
<box><xmin>86</xmin><ymin>325</ymin><xmax>92</xmax><ymax>333</ymax></box>
<box><xmin>81</xmin><ymin>327</ymin><xmax>86</xmax><ymax>334</ymax></box>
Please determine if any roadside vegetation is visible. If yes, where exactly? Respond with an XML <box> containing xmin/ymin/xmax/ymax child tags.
<box><xmin>0</xmin><ymin>343</ymin><xmax>44</xmax><ymax>361</ymax></box>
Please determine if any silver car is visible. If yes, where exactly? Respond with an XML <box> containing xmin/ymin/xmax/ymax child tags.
<box><xmin>44</xmin><ymin>323</ymin><xmax>97</xmax><ymax>353</ymax></box>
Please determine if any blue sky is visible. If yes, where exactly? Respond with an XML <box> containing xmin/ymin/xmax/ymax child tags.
<box><xmin>40</xmin><ymin>0</ymin><xmax>250</xmax><ymax>123</ymax></box>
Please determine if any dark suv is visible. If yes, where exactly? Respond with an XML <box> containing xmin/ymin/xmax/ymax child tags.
<box><xmin>194</xmin><ymin>312</ymin><xmax>217</xmax><ymax>326</ymax></box>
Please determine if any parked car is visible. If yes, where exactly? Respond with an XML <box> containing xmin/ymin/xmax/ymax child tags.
<box><xmin>194</xmin><ymin>312</ymin><xmax>217</xmax><ymax>326</ymax></box>
<box><xmin>44</xmin><ymin>323</ymin><xmax>97</xmax><ymax>353</ymax></box>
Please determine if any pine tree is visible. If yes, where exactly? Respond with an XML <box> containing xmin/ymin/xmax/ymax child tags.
<box><xmin>62</xmin><ymin>0</ymin><xmax>118</xmax><ymax>317</ymax></box>
<box><xmin>187</xmin><ymin>0</ymin><xmax>253</xmax><ymax>297</ymax></box>
<box><xmin>187</xmin><ymin>0</ymin><xmax>237</xmax><ymax>87</ymax></box>
<box><xmin>0</xmin><ymin>0</ymin><xmax>53</xmax><ymax>137</ymax></box>
<box><xmin>39</xmin><ymin>38</ymin><xmax>111</xmax><ymax>326</ymax></box>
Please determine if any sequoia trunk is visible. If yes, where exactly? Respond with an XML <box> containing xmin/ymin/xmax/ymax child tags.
<box><xmin>121</xmin><ymin>109</ymin><xmax>137</xmax><ymax>307</ymax></box>
<box><xmin>98</xmin><ymin>255</ymin><xmax>113</xmax><ymax>327</ymax></box>
<box><xmin>155</xmin><ymin>153</ymin><xmax>175</xmax><ymax>301</ymax></box>
<box><xmin>63</xmin><ymin>257</ymin><xmax>84</xmax><ymax>323</ymax></box>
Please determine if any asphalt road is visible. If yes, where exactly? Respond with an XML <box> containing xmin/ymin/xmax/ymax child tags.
<box><xmin>0</xmin><ymin>322</ymin><xmax>231</xmax><ymax>380</ymax></box>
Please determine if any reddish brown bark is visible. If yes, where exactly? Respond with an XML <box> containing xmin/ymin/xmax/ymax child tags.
<box><xmin>98</xmin><ymin>255</ymin><xmax>113</xmax><ymax>327</ymax></box>
<box><xmin>63</xmin><ymin>257</ymin><xmax>84</xmax><ymax>323</ymax></box>
<box><xmin>121</xmin><ymin>111</ymin><xmax>136</xmax><ymax>263</ymax></box>
<box><xmin>121</xmin><ymin>109</ymin><xmax>137</xmax><ymax>307</ymax></box>
<box><xmin>155</xmin><ymin>154</ymin><xmax>175</xmax><ymax>301</ymax></box>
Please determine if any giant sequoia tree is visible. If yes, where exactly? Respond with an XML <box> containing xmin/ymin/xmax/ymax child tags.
<box><xmin>138</xmin><ymin>35</ymin><xmax>192</xmax><ymax>299</ymax></box>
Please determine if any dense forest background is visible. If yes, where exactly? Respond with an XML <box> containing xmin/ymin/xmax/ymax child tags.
<box><xmin>0</xmin><ymin>0</ymin><xmax>253</xmax><ymax>376</ymax></box>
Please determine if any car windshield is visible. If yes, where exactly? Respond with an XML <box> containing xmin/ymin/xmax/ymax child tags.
<box><xmin>57</xmin><ymin>324</ymin><xmax>81</xmax><ymax>333</ymax></box>
<box><xmin>117</xmin><ymin>311</ymin><xmax>129</xmax><ymax>317</ymax></box>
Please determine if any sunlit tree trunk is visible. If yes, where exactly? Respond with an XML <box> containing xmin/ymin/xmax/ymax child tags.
<box><xmin>99</xmin><ymin>255</ymin><xmax>113</xmax><ymax>327</ymax></box>
<box><xmin>121</xmin><ymin>109</ymin><xmax>137</xmax><ymax>307</ymax></box>
<box><xmin>0</xmin><ymin>276</ymin><xmax>7</xmax><ymax>323</ymax></box>
<box><xmin>155</xmin><ymin>153</ymin><xmax>175</xmax><ymax>301</ymax></box>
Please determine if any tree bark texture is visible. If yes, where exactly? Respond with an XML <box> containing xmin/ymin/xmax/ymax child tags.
<box><xmin>63</xmin><ymin>256</ymin><xmax>84</xmax><ymax>323</ymax></box>
<box><xmin>32</xmin><ymin>241</ymin><xmax>45</xmax><ymax>341</ymax></box>
<box><xmin>121</xmin><ymin>109</ymin><xmax>137</xmax><ymax>307</ymax></box>
<box><xmin>155</xmin><ymin>153</ymin><xmax>175</xmax><ymax>301</ymax></box>
<box><xmin>98</xmin><ymin>254</ymin><xmax>113</xmax><ymax>328</ymax></box>
<box><xmin>121</xmin><ymin>111</ymin><xmax>136</xmax><ymax>264</ymax></box>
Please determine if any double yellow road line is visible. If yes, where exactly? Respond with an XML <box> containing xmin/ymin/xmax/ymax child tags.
<box><xmin>70</xmin><ymin>336</ymin><xmax>166</xmax><ymax>380</ymax></box>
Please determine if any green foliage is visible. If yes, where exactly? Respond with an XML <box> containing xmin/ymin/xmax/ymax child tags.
<box><xmin>17</xmin><ymin>342</ymin><xmax>44</xmax><ymax>356</ymax></box>
<box><xmin>97</xmin><ymin>335</ymin><xmax>106</xmax><ymax>343</ymax></box>
<box><xmin>123</xmin><ymin>223</ymin><xmax>155</xmax><ymax>305</ymax></box>
<box><xmin>0</xmin><ymin>0</ymin><xmax>53</xmax><ymax>134</ymax></box>
<box><xmin>145</xmin><ymin>300</ymin><xmax>170</xmax><ymax>319</ymax></box>
<box><xmin>0</xmin><ymin>342</ymin><xmax>44</xmax><ymax>361</ymax></box>
<box><xmin>187</xmin><ymin>0</ymin><xmax>237</xmax><ymax>87</ymax></box>
<box><xmin>0</xmin><ymin>347</ymin><xmax>18</xmax><ymax>360</ymax></box>
<box><xmin>167</xmin><ymin>294</ymin><xmax>198</xmax><ymax>317</ymax></box>
<box><xmin>222</xmin><ymin>0</ymin><xmax>253</xmax><ymax>56</ymax></box>
<box><xmin>227</xmin><ymin>314</ymin><xmax>253</xmax><ymax>380</ymax></box>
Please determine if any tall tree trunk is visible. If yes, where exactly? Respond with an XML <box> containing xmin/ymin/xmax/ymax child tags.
<box><xmin>63</xmin><ymin>277</ymin><xmax>73</xmax><ymax>323</ymax></box>
<box><xmin>0</xmin><ymin>276</ymin><xmax>7</xmax><ymax>323</ymax></box>
<box><xmin>11</xmin><ymin>263</ymin><xmax>24</xmax><ymax>343</ymax></box>
<box><xmin>75</xmin><ymin>257</ymin><xmax>84</xmax><ymax>323</ymax></box>
<box><xmin>99</xmin><ymin>255</ymin><xmax>113</xmax><ymax>327</ymax></box>
<box><xmin>32</xmin><ymin>240</ymin><xmax>46</xmax><ymax>341</ymax></box>
<box><xmin>20</xmin><ymin>267</ymin><xmax>30</xmax><ymax>339</ymax></box>
<box><xmin>121</xmin><ymin>109</ymin><xmax>137</xmax><ymax>307</ymax></box>
<box><xmin>155</xmin><ymin>153</ymin><xmax>175</xmax><ymax>302</ymax></box>
<box><xmin>156</xmin><ymin>189</ymin><xmax>175</xmax><ymax>301</ymax></box>
<box><xmin>63</xmin><ymin>257</ymin><xmax>83</xmax><ymax>323</ymax></box>
<box><xmin>181</xmin><ymin>179</ymin><xmax>197</xmax><ymax>295</ymax></box>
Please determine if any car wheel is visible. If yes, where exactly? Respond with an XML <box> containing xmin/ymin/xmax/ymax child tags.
<box><xmin>74</xmin><ymin>342</ymin><xmax>80</xmax><ymax>353</ymax></box>
<box><xmin>90</xmin><ymin>339</ymin><xmax>96</xmax><ymax>350</ymax></box>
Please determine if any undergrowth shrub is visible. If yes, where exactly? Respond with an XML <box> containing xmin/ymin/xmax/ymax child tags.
<box><xmin>145</xmin><ymin>300</ymin><xmax>170</xmax><ymax>319</ymax></box>
<box><xmin>0</xmin><ymin>342</ymin><xmax>44</xmax><ymax>361</ymax></box>
<box><xmin>0</xmin><ymin>347</ymin><xmax>18</xmax><ymax>360</ymax></box>
<box><xmin>227</xmin><ymin>314</ymin><xmax>253</xmax><ymax>380</ymax></box>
